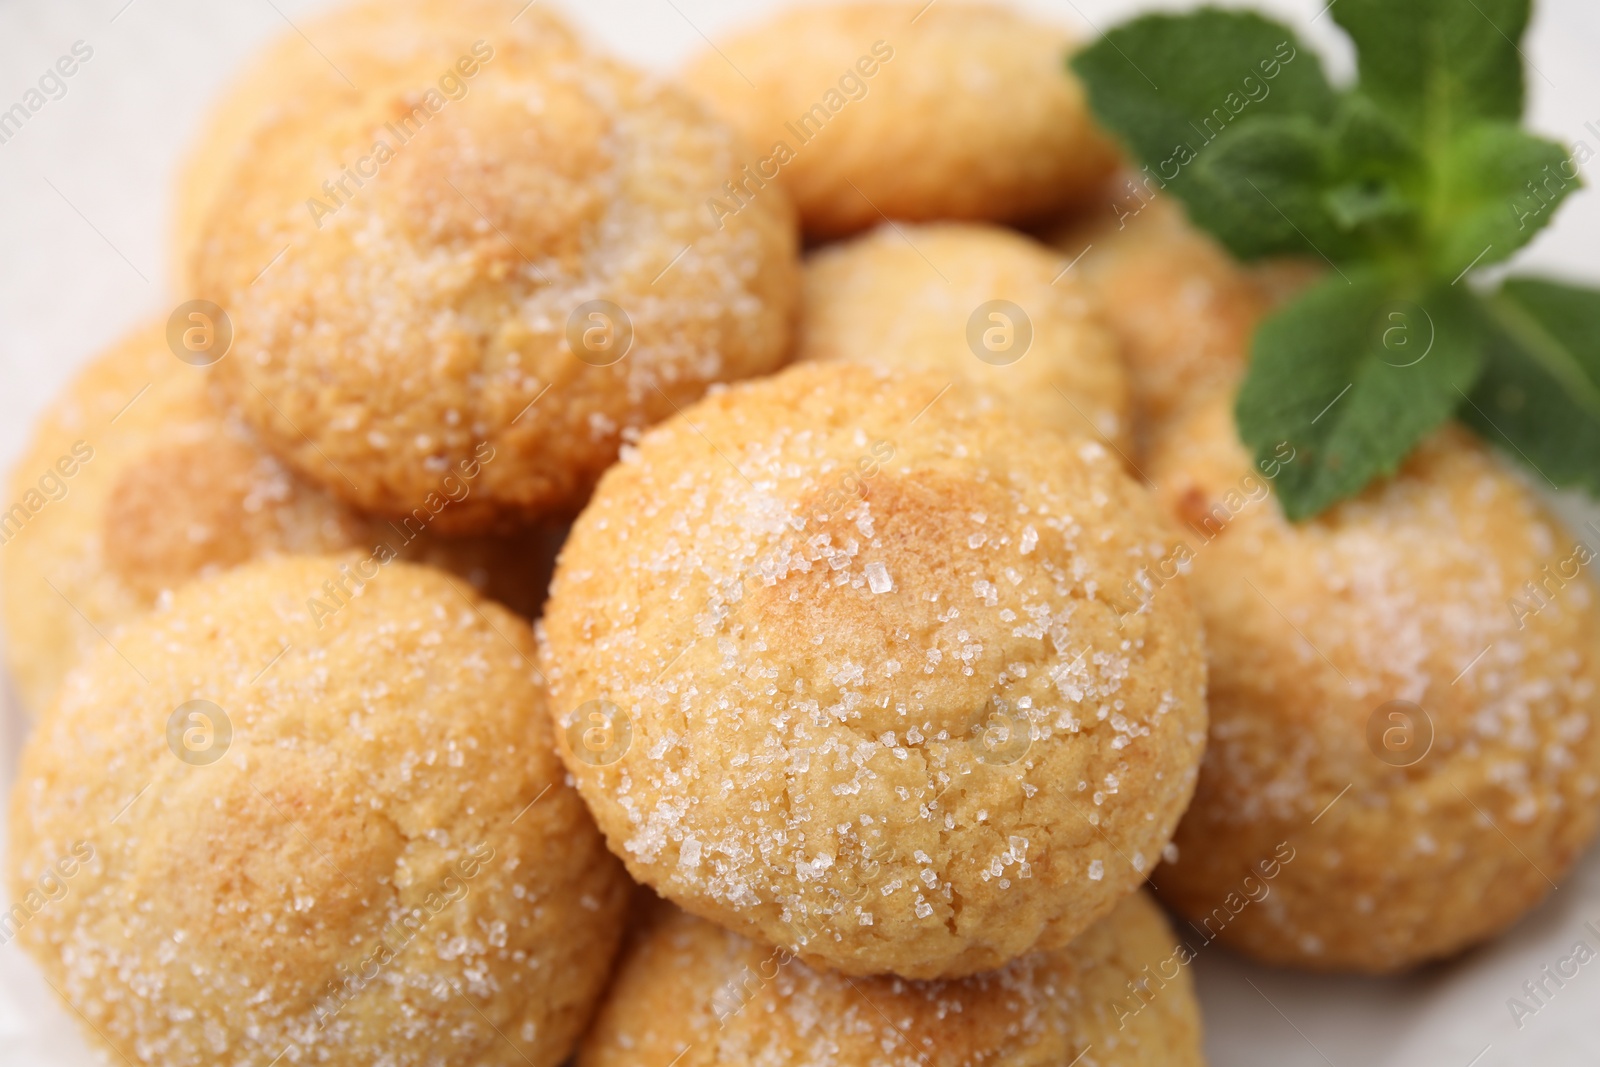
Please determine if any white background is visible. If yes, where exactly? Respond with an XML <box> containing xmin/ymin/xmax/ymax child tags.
<box><xmin>1</xmin><ymin>0</ymin><xmax>1597</xmax><ymax>1064</ymax></box>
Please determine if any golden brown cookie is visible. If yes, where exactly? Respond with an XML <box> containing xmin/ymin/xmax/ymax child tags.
<box><xmin>682</xmin><ymin>2</ymin><xmax>1119</xmax><ymax>239</ymax></box>
<box><xmin>194</xmin><ymin>22</ymin><xmax>799</xmax><ymax>531</ymax></box>
<box><xmin>1147</xmin><ymin>391</ymin><xmax>1600</xmax><ymax>972</ymax></box>
<box><xmin>174</xmin><ymin>0</ymin><xmax>582</xmax><ymax>292</ymax></box>
<box><xmin>539</xmin><ymin>362</ymin><xmax>1206</xmax><ymax>979</ymax></box>
<box><xmin>8</xmin><ymin>557</ymin><xmax>630</xmax><ymax>1067</ymax></box>
<box><xmin>579</xmin><ymin>891</ymin><xmax>1204</xmax><ymax>1067</ymax></box>
<box><xmin>1</xmin><ymin>322</ymin><xmax>561</xmax><ymax>715</ymax></box>
<box><xmin>1052</xmin><ymin>188</ymin><xmax>1319</xmax><ymax>442</ymax></box>
<box><xmin>798</xmin><ymin>222</ymin><xmax>1131</xmax><ymax>455</ymax></box>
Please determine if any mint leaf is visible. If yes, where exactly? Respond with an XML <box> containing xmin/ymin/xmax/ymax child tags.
<box><xmin>1070</xmin><ymin>9</ymin><xmax>1336</xmax><ymax>212</ymax></box>
<box><xmin>1187</xmin><ymin>94</ymin><xmax>1424</xmax><ymax>262</ymax></box>
<box><xmin>1236</xmin><ymin>270</ymin><xmax>1488</xmax><ymax>519</ymax></box>
<box><xmin>1185</xmin><ymin>116</ymin><xmax>1340</xmax><ymax>260</ymax></box>
<box><xmin>1322</xmin><ymin>93</ymin><xmax>1425</xmax><ymax>233</ymax></box>
<box><xmin>1184</xmin><ymin>94</ymin><xmax>1423</xmax><ymax>262</ymax></box>
<box><xmin>1461</xmin><ymin>278</ymin><xmax>1600</xmax><ymax>492</ymax></box>
<box><xmin>1332</xmin><ymin>0</ymin><xmax>1529</xmax><ymax>140</ymax></box>
<box><xmin>1431</xmin><ymin>124</ymin><xmax>1579</xmax><ymax>277</ymax></box>
<box><xmin>1190</xmin><ymin>102</ymin><xmax>1576</xmax><ymax>279</ymax></box>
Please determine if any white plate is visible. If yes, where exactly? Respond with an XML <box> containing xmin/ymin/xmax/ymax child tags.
<box><xmin>2</xmin><ymin>1</ymin><xmax>1598</xmax><ymax>1064</ymax></box>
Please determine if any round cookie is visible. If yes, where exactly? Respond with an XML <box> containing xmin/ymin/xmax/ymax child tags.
<box><xmin>538</xmin><ymin>362</ymin><xmax>1207</xmax><ymax>979</ymax></box>
<box><xmin>798</xmin><ymin>222</ymin><xmax>1131</xmax><ymax>455</ymax></box>
<box><xmin>7</xmin><ymin>557</ymin><xmax>630</xmax><ymax>1067</ymax></box>
<box><xmin>681</xmin><ymin>2</ymin><xmax>1119</xmax><ymax>239</ymax></box>
<box><xmin>1147</xmin><ymin>391</ymin><xmax>1600</xmax><ymax>972</ymax></box>
<box><xmin>1</xmin><ymin>322</ymin><xmax>561</xmax><ymax>716</ymax></box>
<box><xmin>1053</xmin><ymin>188</ymin><xmax>1319</xmax><ymax>439</ymax></box>
<box><xmin>194</xmin><ymin>31</ymin><xmax>799</xmax><ymax>531</ymax></box>
<box><xmin>579</xmin><ymin>891</ymin><xmax>1203</xmax><ymax>1067</ymax></box>
<box><xmin>174</xmin><ymin>0</ymin><xmax>581</xmax><ymax>291</ymax></box>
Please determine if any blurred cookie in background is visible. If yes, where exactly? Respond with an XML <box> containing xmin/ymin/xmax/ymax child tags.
<box><xmin>1052</xmin><ymin>185</ymin><xmax>1319</xmax><ymax>449</ymax></box>
<box><xmin>797</xmin><ymin>221</ymin><xmax>1131</xmax><ymax>456</ymax></box>
<box><xmin>683</xmin><ymin>2</ymin><xmax>1119</xmax><ymax>239</ymax></box>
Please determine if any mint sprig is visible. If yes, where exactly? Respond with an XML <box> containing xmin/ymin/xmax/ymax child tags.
<box><xmin>1235</xmin><ymin>270</ymin><xmax>1486</xmax><ymax>520</ymax></box>
<box><xmin>1334</xmin><ymin>0</ymin><xmax>1528</xmax><ymax>136</ymax></box>
<box><xmin>1071</xmin><ymin>1</ymin><xmax>1591</xmax><ymax>519</ymax></box>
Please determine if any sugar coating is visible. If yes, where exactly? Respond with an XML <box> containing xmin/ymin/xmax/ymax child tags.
<box><xmin>579</xmin><ymin>891</ymin><xmax>1202</xmax><ymax>1067</ymax></box>
<box><xmin>798</xmin><ymin>222</ymin><xmax>1132</xmax><ymax>456</ymax></box>
<box><xmin>7</xmin><ymin>557</ymin><xmax>630</xmax><ymax>1066</ymax></box>
<box><xmin>1051</xmin><ymin>189</ymin><xmax>1320</xmax><ymax>444</ymax></box>
<box><xmin>1149</xmin><ymin>392</ymin><xmax>1600</xmax><ymax>972</ymax></box>
<box><xmin>538</xmin><ymin>363</ymin><xmax>1206</xmax><ymax>979</ymax></box>
<box><xmin>0</xmin><ymin>322</ymin><xmax>561</xmax><ymax>715</ymax></box>
<box><xmin>194</xmin><ymin>6</ymin><xmax>799</xmax><ymax>530</ymax></box>
<box><xmin>681</xmin><ymin>2</ymin><xmax>1119</xmax><ymax>239</ymax></box>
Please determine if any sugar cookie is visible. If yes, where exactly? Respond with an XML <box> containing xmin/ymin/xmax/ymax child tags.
<box><xmin>174</xmin><ymin>0</ymin><xmax>581</xmax><ymax>290</ymax></box>
<box><xmin>8</xmin><ymin>557</ymin><xmax>629</xmax><ymax>1066</ymax></box>
<box><xmin>1148</xmin><ymin>392</ymin><xmax>1600</xmax><ymax>971</ymax></box>
<box><xmin>195</xmin><ymin>28</ymin><xmax>799</xmax><ymax>529</ymax></box>
<box><xmin>539</xmin><ymin>362</ymin><xmax>1206</xmax><ymax>979</ymax></box>
<box><xmin>579</xmin><ymin>891</ymin><xmax>1203</xmax><ymax>1067</ymax></box>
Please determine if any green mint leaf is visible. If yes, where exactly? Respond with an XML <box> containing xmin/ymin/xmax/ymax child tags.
<box><xmin>1461</xmin><ymin>278</ymin><xmax>1600</xmax><ymax>492</ymax></box>
<box><xmin>1331</xmin><ymin>0</ymin><xmax>1529</xmax><ymax>141</ymax></box>
<box><xmin>1431</xmin><ymin>123</ymin><xmax>1580</xmax><ymax>278</ymax></box>
<box><xmin>1322</xmin><ymin>93</ymin><xmax>1425</xmax><ymax>232</ymax></box>
<box><xmin>1184</xmin><ymin>116</ymin><xmax>1338</xmax><ymax>260</ymax></box>
<box><xmin>1070</xmin><ymin>8</ymin><xmax>1336</xmax><ymax>216</ymax></box>
<box><xmin>1236</xmin><ymin>270</ymin><xmax>1488</xmax><ymax>520</ymax></box>
<box><xmin>1185</xmin><ymin>96</ymin><xmax>1423</xmax><ymax>262</ymax></box>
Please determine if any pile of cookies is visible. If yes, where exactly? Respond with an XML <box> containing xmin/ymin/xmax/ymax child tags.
<box><xmin>6</xmin><ymin>1</ymin><xmax>1598</xmax><ymax>1064</ymax></box>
